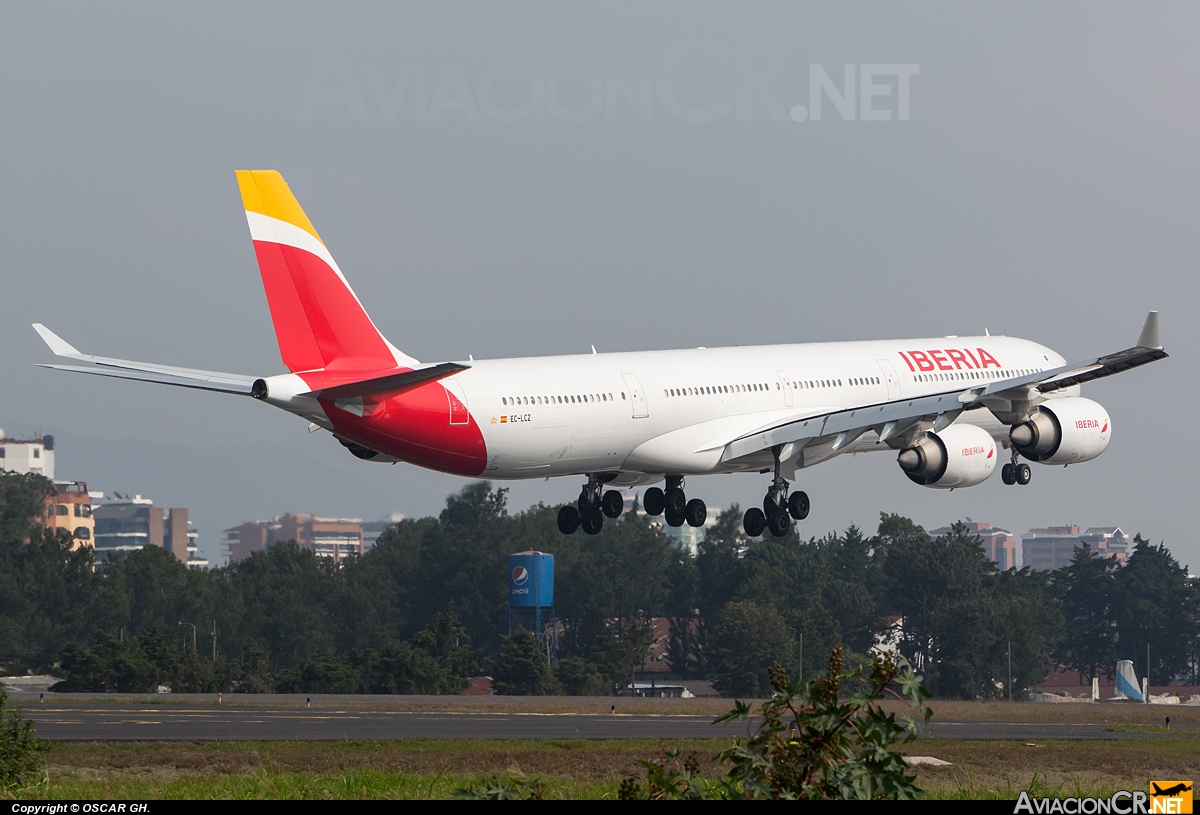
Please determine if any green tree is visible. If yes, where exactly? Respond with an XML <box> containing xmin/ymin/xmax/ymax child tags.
<box><xmin>695</xmin><ymin>506</ymin><xmax>748</xmax><ymax>618</ymax></box>
<box><xmin>555</xmin><ymin>656</ymin><xmax>608</xmax><ymax>696</ymax></box>
<box><xmin>493</xmin><ymin>628</ymin><xmax>560</xmax><ymax>695</ymax></box>
<box><xmin>52</xmin><ymin>633</ymin><xmax>158</xmax><ymax>692</ymax></box>
<box><xmin>664</xmin><ymin>615</ymin><xmax>704</xmax><ymax>680</ymax></box>
<box><xmin>589</xmin><ymin>620</ymin><xmax>653</xmax><ymax>693</ymax></box>
<box><xmin>0</xmin><ymin>469</ymin><xmax>54</xmax><ymax>543</ymax></box>
<box><xmin>1055</xmin><ymin>544</ymin><xmax>1118</xmax><ymax>683</ymax></box>
<box><xmin>1114</xmin><ymin>536</ymin><xmax>1198</xmax><ymax>683</ymax></box>
<box><xmin>708</xmin><ymin>601</ymin><xmax>795</xmax><ymax>697</ymax></box>
<box><xmin>990</xmin><ymin>568</ymin><xmax>1064</xmax><ymax>697</ymax></box>
<box><xmin>879</xmin><ymin>519</ymin><xmax>998</xmax><ymax>698</ymax></box>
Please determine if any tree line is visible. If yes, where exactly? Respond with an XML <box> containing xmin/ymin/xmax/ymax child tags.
<box><xmin>0</xmin><ymin>469</ymin><xmax>1196</xmax><ymax>696</ymax></box>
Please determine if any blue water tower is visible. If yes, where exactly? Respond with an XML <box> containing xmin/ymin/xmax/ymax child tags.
<box><xmin>508</xmin><ymin>550</ymin><xmax>556</xmax><ymax>664</ymax></box>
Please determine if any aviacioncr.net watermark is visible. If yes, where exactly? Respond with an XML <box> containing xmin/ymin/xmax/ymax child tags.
<box><xmin>296</xmin><ymin>39</ymin><xmax>918</xmax><ymax>124</ymax></box>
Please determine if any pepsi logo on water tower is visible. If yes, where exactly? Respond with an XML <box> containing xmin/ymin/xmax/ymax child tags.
<box><xmin>508</xmin><ymin>550</ymin><xmax>554</xmax><ymax>608</ymax></box>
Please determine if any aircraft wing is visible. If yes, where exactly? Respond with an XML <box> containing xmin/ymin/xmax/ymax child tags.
<box><xmin>721</xmin><ymin>312</ymin><xmax>1168</xmax><ymax>464</ymax></box>
<box><xmin>33</xmin><ymin>323</ymin><xmax>259</xmax><ymax>395</ymax></box>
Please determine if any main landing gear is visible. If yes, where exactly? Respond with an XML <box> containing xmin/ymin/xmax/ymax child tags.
<box><xmin>557</xmin><ymin>474</ymin><xmax>627</xmax><ymax>535</ymax></box>
<box><xmin>1000</xmin><ymin>449</ymin><xmax>1032</xmax><ymax>487</ymax></box>
<box><xmin>641</xmin><ymin>476</ymin><xmax>708</xmax><ymax>529</ymax></box>
<box><xmin>743</xmin><ymin>448</ymin><xmax>810</xmax><ymax>538</ymax></box>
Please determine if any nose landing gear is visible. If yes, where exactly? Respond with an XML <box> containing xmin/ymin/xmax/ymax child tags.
<box><xmin>1001</xmin><ymin>449</ymin><xmax>1032</xmax><ymax>486</ymax></box>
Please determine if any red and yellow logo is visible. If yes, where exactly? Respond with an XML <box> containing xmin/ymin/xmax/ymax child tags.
<box><xmin>1150</xmin><ymin>781</ymin><xmax>1193</xmax><ymax>814</ymax></box>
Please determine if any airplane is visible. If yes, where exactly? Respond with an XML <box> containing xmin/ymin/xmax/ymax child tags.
<box><xmin>1152</xmin><ymin>783</ymin><xmax>1192</xmax><ymax>797</ymax></box>
<box><xmin>32</xmin><ymin>171</ymin><xmax>1169</xmax><ymax>539</ymax></box>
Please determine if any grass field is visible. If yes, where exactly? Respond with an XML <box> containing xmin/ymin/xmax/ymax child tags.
<box><xmin>6</xmin><ymin>731</ymin><xmax>1197</xmax><ymax>800</ymax></box>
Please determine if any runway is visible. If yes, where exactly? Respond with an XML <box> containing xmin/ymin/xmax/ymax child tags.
<box><xmin>18</xmin><ymin>704</ymin><xmax>1147</xmax><ymax>742</ymax></box>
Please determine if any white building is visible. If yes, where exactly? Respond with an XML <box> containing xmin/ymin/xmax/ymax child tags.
<box><xmin>0</xmin><ymin>430</ymin><xmax>54</xmax><ymax>478</ymax></box>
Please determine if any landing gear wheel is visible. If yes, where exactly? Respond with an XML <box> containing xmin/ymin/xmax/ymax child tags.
<box><xmin>1001</xmin><ymin>463</ymin><xmax>1016</xmax><ymax>485</ymax></box>
<box><xmin>665</xmin><ymin>507</ymin><xmax>685</xmax><ymax>528</ymax></box>
<box><xmin>743</xmin><ymin>507</ymin><xmax>767</xmax><ymax>537</ymax></box>
<box><xmin>787</xmin><ymin>491</ymin><xmax>810</xmax><ymax>521</ymax></box>
<box><xmin>642</xmin><ymin>487</ymin><xmax>665</xmax><ymax>516</ymax></box>
<box><xmin>1015</xmin><ymin>463</ymin><xmax>1032</xmax><ymax>486</ymax></box>
<box><xmin>581</xmin><ymin>507</ymin><xmax>604</xmax><ymax>535</ymax></box>
<box><xmin>602</xmin><ymin>490</ymin><xmax>624</xmax><ymax>519</ymax></box>
<box><xmin>665</xmin><ymin>488</ymin><xmax>687</xmax><ymax>516</ymax></box>
<box><xmin>685</xmin><ymin>498</ymin><xmax>707</xmax><ymax>528</ymax></box>
<box><xmin>769</xmin><ymin>510</ymin><xmax>792</xmax><ymax>538</ymax></box>
<box><xmin>557</xmin><ymin>505</ymin><xmax>580</xmax><ymax>534</ymax></box>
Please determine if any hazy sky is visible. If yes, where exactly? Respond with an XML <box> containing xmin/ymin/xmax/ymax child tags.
<box><xmin>2</xmin><ymin>3</ymin><xmax>1195</xmax><ymax>568</ymax></box>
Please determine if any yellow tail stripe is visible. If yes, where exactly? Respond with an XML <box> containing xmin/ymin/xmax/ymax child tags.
<box><xmin>235</xmin><ymin>170</ymin><xmax>324</xmax><ymax>246</ymax></box>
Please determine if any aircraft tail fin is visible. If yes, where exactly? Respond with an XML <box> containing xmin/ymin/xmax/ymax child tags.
<box><xmin>235</xmin><ymin>171</ymin><xmax>418</xmax><ymax>373</ymax></box>
<box><xmin>1114</xmin><ymin>659</ymin><xmax>1145</xmax><ymax>701</ymax></box>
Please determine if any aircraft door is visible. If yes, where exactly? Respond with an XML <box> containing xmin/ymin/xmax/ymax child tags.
<box><xmin>777</xmin><ymin>370</ymin><xmax>794</xmax><ymax>408</ymax></box>
<box><xmin>620</xmin><ymin>373</ymin><xmax>648</xmax><ymax>418</ymax></box>
<box><xmin>443</xmin><ymin>378</ymin><xmax>470</xmax><ymax>425</ymax></box>
<box><xmin>877</xmin><ymin>359</ymin><xmax>901</xmax><ymax>400</ymax></box>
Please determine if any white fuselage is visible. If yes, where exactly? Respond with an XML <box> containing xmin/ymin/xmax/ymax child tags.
<box><xmin>451</xmin><ymin>335</ymin><xmax>1067</xmax><ymax>482</ymax></box>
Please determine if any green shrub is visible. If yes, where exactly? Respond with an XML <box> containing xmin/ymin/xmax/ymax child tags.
<box><xmin>619</xmin><ymin>646</ymin><xmax>933</xmax><ymax>800</ymax></box>
<box><xmin>0</xmin><ymin>687</ymin><xmax>47</xmax><ymax>791</ymax></box>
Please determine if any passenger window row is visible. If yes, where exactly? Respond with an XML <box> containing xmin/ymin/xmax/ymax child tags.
<box><xmin>913</xmin><ymin>368</ymin><xmax>1042</xmax><ymax>384</ymax></box>
<box><xmin>662</xmin><ymin>375</ymin><xmax>879</xmax><ymax>398</ymax></box>
<box><xmin>501</xmin><ymin>393</ymin><xmax>617</xmax><ymax>406</ymax></box>
<box><xmin>664</xmin><ymin>383</ymin><xmax>768</xmax><ymax>397</ymax></box>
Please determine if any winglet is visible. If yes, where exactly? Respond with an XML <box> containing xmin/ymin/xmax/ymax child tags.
<box><xmin>1137</xmin><ymin>311</ymin><xmax>1161</xmax><ymax>349</ymax></box>
<box><xmin>32</xmin><ymin>324</ymin><xmax>81</xmax><ymax>357</ymax></box>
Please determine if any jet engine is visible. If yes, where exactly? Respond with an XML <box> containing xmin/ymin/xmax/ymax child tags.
<box><xmin>334</xmin><ymin>434</ymin><xmax>400</xmax><ymax>463</ymax></box>
<box><xmin>1009</xmin><ymin>397</ymin><xmax>1111</xmax><ymax>465</ymax></box>
<box><xmin>898</xmin><ymin>424</ymin><xmax>997</xmax><ymax>488</ymax></box>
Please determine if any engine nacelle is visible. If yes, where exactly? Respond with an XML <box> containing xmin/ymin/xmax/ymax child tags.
<box><xmin>898</xmin><ymin>423</ymin><xmax>997</xmax><ymax>489</ymax></box>
<box><xmin>334</xmin><ymin>434</ymin><xmax>400</xmax><ymax>464</ymax></box>
<box><xmin>1009</xmin><ymin>396</ymin><xmax>1110</xmax><ymax>465</ymax></box>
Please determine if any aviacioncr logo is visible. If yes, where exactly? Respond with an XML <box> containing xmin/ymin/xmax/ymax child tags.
<box><xmin>511</xmin><ymin>566</ymin><xmax>529</xmax><ymax>585</ymax></box>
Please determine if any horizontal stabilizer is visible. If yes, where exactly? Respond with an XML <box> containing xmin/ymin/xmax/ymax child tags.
<box><xmin>33</xmin><ymin>323</ymin><xmax>258</xmax><ymax>395</ymax></box>
<box><xmin>303</xmin><ymin>362</ymin><xmax>470</xmax><ymax>400</ymax></box>
<box><xmin>38</xmin><ymin>364</ymin><xmax>255</xmax><ymax>395</ymax></box>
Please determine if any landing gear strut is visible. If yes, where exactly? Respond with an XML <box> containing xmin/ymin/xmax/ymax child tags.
<box><xmin>1001</xmin><ymin>448</ymin><xmax>1032</xmax><ymax>487</ymax></box>
<box><xmin>558</xmin><ymin>474</ymin><xmax>626</xmax><ymax>535</ymax></box>
<box><xmin>641</xmin><ymin>477</ymin><xmax>707</xmax><ymax>529</ymax></box>
<box><xmin>744</xmin><ymin>446</ymin><xmax>810</xmax><ymax>538</ymax></box>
